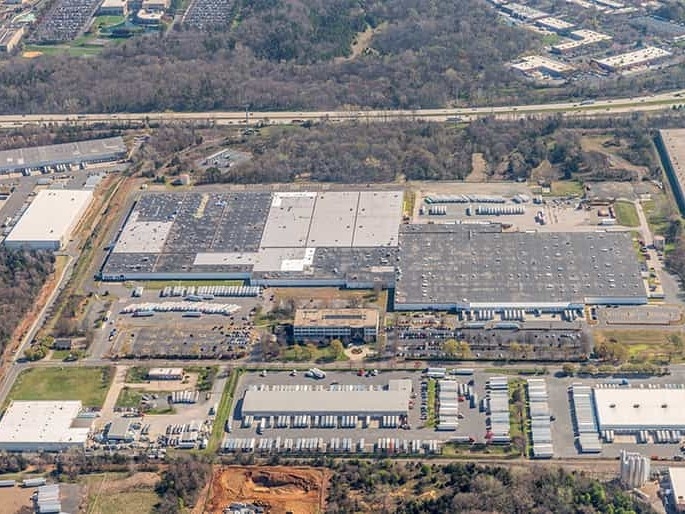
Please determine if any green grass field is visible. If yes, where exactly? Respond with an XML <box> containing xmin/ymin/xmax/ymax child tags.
<box><xmin>596</xmin><ymin>329</ymin><xmax>681</xmax><ymax>364</ymax></box>
<box><xmin>550</xmin><ymin>180</ymin><xmax>584</xmax><ymax>197</ymax></box>
<box><xmin>614</xmin><ymin>201</ymin><xmax>640</xmax><ymax>227</ymax></box>
<box><xmin>8</xmin><ymin>367</ymin><xmax>113</xmax><ymax>408</ymax></box>
<box><xmin>93</xmin><ymin>15</ymin><xmax>125</xmax><ymax>28</ymax></box>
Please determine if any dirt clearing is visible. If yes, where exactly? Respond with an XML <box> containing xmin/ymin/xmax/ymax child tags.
<box><xmin>203</xmin><ymin>466</ymin><xmax>328</xmax><ymax>514</ymax></box>
<box><xmin>0</xmin><ymin>485</ymin><xmax>33</xmax><ymax>513</ymax></box>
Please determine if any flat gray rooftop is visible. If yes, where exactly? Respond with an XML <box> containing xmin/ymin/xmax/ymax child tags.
<box><xmin>0</xmin><ymin>137</ymin><xmax>126</xmax><ymax>173</ymax></box>
<box><xmin>242</xmin><ymin>389</ymin><xmax>410</xmax><ymax>416</ymax></box>
<box><xmin>395</xmin><ymin>224</ymin><xmax>646</xmax><ymax>308</ymax></box>
<box><xmin>101</xmin><ymin>190</ymin><xmax>402</xmax><ymax>281</ymax></box>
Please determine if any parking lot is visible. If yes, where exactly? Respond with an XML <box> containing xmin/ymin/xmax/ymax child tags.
<box><xmin>415</xmin><ymin>192</ymin><xmax>609</xmax><ymax>232</ymax></box>
<box><xmin>602</xmin><ymin>305</ymin><xmax>682</xmax><ymax>326</ymax></box>
<box><xmin>32</xmin><ymin>0</ymin><xmax>101</xmax><ymax>42</ymax></box>
<box><xmin>94</xmin><ymin>288</ymin><xmax>261</xmax><ymax>359</ymax></box>
<box><xmin>183</xmin><ymin>0</ymin><xmax>235</xmax><ymax>30</ymax></box>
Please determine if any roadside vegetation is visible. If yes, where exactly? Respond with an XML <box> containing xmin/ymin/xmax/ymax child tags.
<box><xmin>206</xmin><ymin>368</ymin><xmax>242</xmax><ymax>454</ymax></box>
<box><xmin>325</xmin><ymin>459</ymin><xmax>654</xmax><ymax>513</ymax></box>
<box><xmin>280</xmin><ymin>341</ymin><xmax>349</xmax><ymax>363</ymax></box>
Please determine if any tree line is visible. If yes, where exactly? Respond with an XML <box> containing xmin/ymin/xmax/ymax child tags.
<box><xmin>0</xmin><ymin>249</ymin><xmax>53</xmax><ymax>357</ymax></box>
<box><xmin>325</xmin><ymin>459</ymin><xmax>653</xmax><ymax>513</ymax></box>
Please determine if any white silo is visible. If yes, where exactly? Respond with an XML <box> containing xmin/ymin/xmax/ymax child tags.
<box><xmin>619</xmin><ymin>450</ymin><xmax>650</xmax><ymax>488</ymax></box>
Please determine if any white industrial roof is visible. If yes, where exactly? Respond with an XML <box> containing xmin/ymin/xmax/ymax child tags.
<box><xmin>671</xmin><ymin>468</ymin><xmax>685</xmax><ymax>504</ymax></box>
<box><xmin>594</xmin><ymin>388</ymin><xmax>685</xmax><ymax>430</ymax></box>
<box><xmin>5</xmin><ymin>189</ymin><xmax>92</xmax><ymax>245</ymax></box>
<box><xmin>242</xmin><ymin>389</ymin><xmax>410</xmax><ymax>416</ymax></box>
<box><xmin>0</xmin><ymin>401</ymin><xmax>89</xmax><ymax>447</ymax></box>
<box><xmin>596</xmin><ymin>46</ymin><xmax>671</xmax><ymax>69</ymax></box>
<box><xmin>148</xmin><ymin>367</ymin><xmax>183</xmax><ymax>376</ymax></box>
<box><xmin>511</xmin><ymin>55</ymin><xmax>574</xmax><ymax>73</ymax></box>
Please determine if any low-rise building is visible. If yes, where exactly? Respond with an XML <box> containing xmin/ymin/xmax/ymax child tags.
<box><xmin>594</xmin><ymin>46</ymin><xmax>671</xmax><ymax>72</ymax></box>
<box><xmin>106</xmin><ymin>418</ymin><xmax>133</xmax><ymax>442</ymax></box>
<box><xmin>141</xmin><ymin>0</ymin><xmax>168</xmax><ymax>11</ymax></box>
<box><xmin>552</xmin><ymin>29</ymin><xmax>612</xmax><ymax>54</ymax></box>
<box><xmin>147</xmin><ymin>367</ymin><xmax>184</xmax><ymax>381</ymax></box>
<box><xmin>98</xmin><ymin>0</ymin><xmax>128</xmax><ymax>16</ymax></box>
<box><xmin>500</xmin><ymin>2</ymin><xmax>548</xmax><ymax>21</ymax></box>
<box><xmin>535</xmin><ymin>17</ymin><xmax>574</xmax><ymax>34</ymax></box>
<box><xmin>134</xmin><ymin>8</ymin><xmax>163</xmax><ymax>24</ymax></box>
<box><xmin>293</xmin><ymin>308</ymin><xmax>379</xmax><ymax>342</ymax></box>
<box><xmin>510</xmin><ymin>55</ymin><xmax>574</xmax><ymax>78</ymax></box>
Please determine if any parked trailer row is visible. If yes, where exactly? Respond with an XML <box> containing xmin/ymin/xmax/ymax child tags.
<box><xmin>161</xmin><ymin>285</ymin><xmax>260</xmax><ymax>298</ymax></box>
<box><xmin>122</xmin><ymin>302</ymin><xmax>239</xmax><ymax>315</ymax></box>
<box><xmin>652</xmin><ymin>430</ymin><xmax>682</xmax><ymax>444</ymax></box>
<box><xmin>263</xmin><ymin>415</ymin><xmax>360</xmax><ymax>429</ymax></box>
<box><xmin>424</xmin><ymin>195</ymin><xmax>506</xmax><ymax>204</ymax></box>
<box><xmin>380</xmin><ymin>416</ymin><xmax>400</xmax><ymax>428</ymax></box>
<box><xmin>221</xmin><ymin>438</ymin><xmax>256</xmax><ymax>452</ymax></box>
<box><xmin>375</xmin><ymin>439</ymin><xmax>441</xmax><ymax>454</ymax></box>
<box><xmin>328</xmin><ymin>438</ymin><xmax>355</xmax><ymax>452</ymax></box>
<box><xmin>474</xmin><ymin>205</ymin><xmax>525</xmax><ymax>216</ymax></box>
<box><xmin>224</xmin><ymin>437</ymin><xmax>367</xmax><ymax>453</ymax></box>
<box><xmin>170</xmin><ymin>390</ymin><xmax>199</xmax><ymax>404</ymax></box>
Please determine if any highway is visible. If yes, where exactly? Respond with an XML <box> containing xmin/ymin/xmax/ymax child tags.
<box><xmin>0</xmin><ymin>89</ymin><xmax>683</xmax><ymax>127</ymax></box>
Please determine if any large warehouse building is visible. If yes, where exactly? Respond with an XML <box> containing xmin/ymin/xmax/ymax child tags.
<box><xmin>594</xmin><ymin>387</ymin><xmax>685</xmax><ymax>433</ymax></box>
<box><xmin>0</xmin><ymin>401</ymin><xmax>91</xmax><ymax>452</ymax></box>
<box><xmin>100</xmin><ymin>190</ymin><xmax>646</xmax><ymax>313</ymax></box>
<box><xmin>394</xmin><ymin>223</ymin><xmax>646</xmax><ymax>311</ymax></box>
<box><xmin>4</xmin><ymin>189</ymin><xmax>93</xmax><ymax>250</ymax></box>
<box><xmin>100</xmin><ymin>190</ymin><xmax>403</xmax><ymax>285</ymax></box>
<box><xmin>0</xmin><ymin>137</ymin><xmax>126</xmax><ymax>174</ymax></box>
<box><xmin>241</xmin><ymin>382</ymin><xmax>410</xmax><ymax>419</ymax></box>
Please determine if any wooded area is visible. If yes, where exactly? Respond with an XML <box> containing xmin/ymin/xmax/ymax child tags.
<box><xmin>0</xmin><ymin>249</ymin><xmax>53</xmax><ymax>356</ymax></box>
<box><xmin>324</xmin><ymin>460</ymin><xmax>652</xmax><ymax>514</ymax></box>
<box><xmin>186</xmin><ymin>116</ymin><xmax>668</xmax><ymax>184</ymax></box>
<box><xmin>0</xmin><ymin>0</ymin><xmax>572</xmax><ymax>114</ymax></box>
